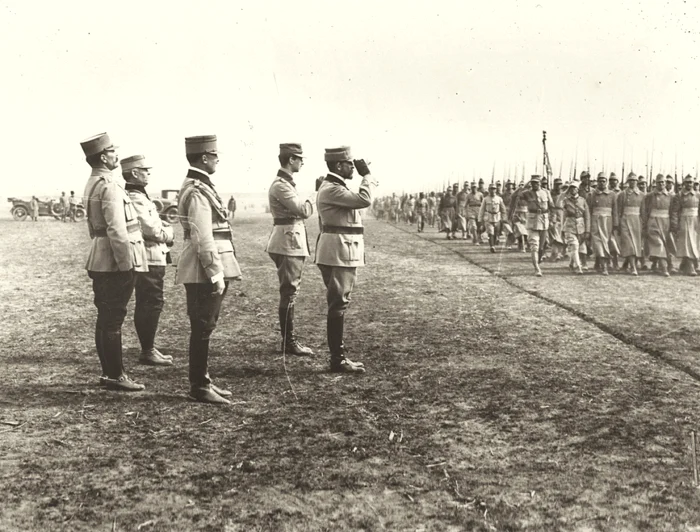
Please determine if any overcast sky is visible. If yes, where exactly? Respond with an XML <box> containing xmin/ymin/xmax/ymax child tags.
<box><xmin>2</xmin><ymin>0</ymin><xmax>699</xmax><ymax>198</ymax></box>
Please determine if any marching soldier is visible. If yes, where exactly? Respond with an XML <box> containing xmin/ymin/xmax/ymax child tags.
<box><xmin>416</xmin><ymin>192</ymin><xmax>429</xmax><ymax>232</ymax></box>
<box><xmin>438</xmin><ymin>187</ymin><xmax>456</xmax><ymax>239</ymax></box>
<box><xmin>176</xmin><ymin>135</ymin><xmax>242</xmax><ymax>404</ymax></box>
<box><xmin>455</xmin><ymin>182</ymin><xmax>469</xmax><ymax>239</ymax></box>
<box><xmin>522</xmin><ymin>175</ymin><xmax>554</xmax><ymax>276</ymax></box>
<box><xmin>81</xmin><ymin>133</ymin><xmax>148</xmax><ymax>391</ymax></box>
<box><xmin>427</xmin><ymin>191</ymin><xmax>437</xmax><ymax>228</ymax></box>
<box><xmin>670</xmin><ymin>174</ymin><xmax>700</xmax><ymax>275</ymax></box>
<box><xmin>641</xmin><ymin>174</ymin><xmax>674</xmax><ymax>276</ymax></box>
<box><xmin>121</xmin><ymin>155</ymin><xmax>175</xmax><ymax>366</ymax></box>
<box><xmin>608</xmin><ymin>172</ymin><xmax>622</xmax><ymax>269</ymax></box>
<box><xmin>562</xmin><ymin>180</ymin><xmax>590</xmax><ymax>274</ymax></box>
<box><xmin>508</xmin><ymin>182</ymin><xmax>529</xmax><ymax>252</ymax></box>
<box><xmin>502</xmin><ymin>180</ymin><xmax>515</xmax><ymax>249</ymax></box>
<box><xmin>390</xmin><ymin>193</ymin><xmax>400</xmax><ymax>223</ymax></box>
<box><xmin>666</xmin><ymin>175</ymin><xmax>676</xmax><ymax>196</ymax></box>
<box><xmin>265</xmin><ymin>143</ymin><xmax>315</xmax><ymax>357</ymax></box>
<box><xmin>615</xmin><ymin>172</ymin><xmax>644</xmax><ymax>275</ymax></box>
<box><xmin>315</xmin><ymin>147</ymin><xmax>377</xmax><ymax>373</ymax></box>
<box><xmin>549</xmin><ymin>177</ymin><xmax>566</xmax><ymax>261</ymax></box>
<box><xmin>466</xmin><ymin>182</ymin><xmax>484</xmax><ymax>244</ymax></box>
<box><xmin>587</xmin><ymin>172</ymin><xmax>617</xmax><ymax>275</ymax></box>
<box><xmin>478</xmin><ymin>182</ymin><xmax>506</xmax><ymax>253</ymax></box>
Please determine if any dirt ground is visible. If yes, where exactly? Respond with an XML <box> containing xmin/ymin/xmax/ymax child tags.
<box><xmin>2</xmin><ymin>214</ymin><xmax>700</xmax><ymax>531</ymax></box>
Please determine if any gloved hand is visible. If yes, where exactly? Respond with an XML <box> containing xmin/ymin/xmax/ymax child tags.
<box><xmin>353</xmin><ymin>159</ymin><xmax>371</xmax><ymax>177</ymax></box>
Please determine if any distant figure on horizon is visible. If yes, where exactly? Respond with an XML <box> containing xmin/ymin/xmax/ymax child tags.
<box><xmin>227</xmin><ymin>195</ymin><xmax>236</xmax><ymax>223</ymax></box>
<box><xmin>30</xmin><ymin>196</ymin><xmax>39</xmax><ymax>221</ymax></box>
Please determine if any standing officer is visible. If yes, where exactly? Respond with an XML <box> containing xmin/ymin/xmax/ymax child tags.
<box><xmin>121</xmin><ymin>155</ymin><xmax>175</xmax><ymax>366</ymax></box>
<box><xmin>265</xmin><ymin>143</ymin><xmax>314</xmax><ymax>357</ymax></box>
<box><xmin>30</xmin><ymin>196</ymin><xmax>39</xmax><ymax>221</ymax></box>
<box><xmin>176</xmin><ymin>135</ymin><xmax>242</xmax><ymax>404</ymax></box>
<box><xmin>316</xmin><ymin>147</ymin><xmax>377</xmax><ymax>374</ymax></box>
<box><xmin>81</xmin><ymin>133</ymin><xmax>148</xmax><ymax>391</ymax></box>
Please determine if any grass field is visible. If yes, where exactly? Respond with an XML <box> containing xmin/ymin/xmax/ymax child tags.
<box><xmin>2</xmin><ymin>214</ymin><xmax>700</xmax><ymax>531</ymax></box>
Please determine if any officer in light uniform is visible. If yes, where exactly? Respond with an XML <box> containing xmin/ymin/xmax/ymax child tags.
<box><xmin>478</xmin><ymin>183</ymin><xmax>506</xmax><ymax>253</ymax></box>
<box><xmin>176</xmin><ymin>135</ymin><xmax>242</xmax><ymax>404</ymax></box>
<box><xmin>81</xmin><ymin>133</ymin><xmax>149</xmax><ymax>391</ymax></box>
<box><xmin>522</xmin><ymin>175</ymin><xmax>555</xmax><ymax>276</ymax></box>
<box><xmin>265</xmin><ymin>143</ymin><xmax>314</xmax><ymax>357</ymax></box>
<box><xmin>316</xmin><ymin>147</ymin><xmax>378</xmax><ymax>373</ymax></box>
<box><xmin>121</xmin><ymin>155</ymin><xmax>175</xmax><ymax>366</ymax></box>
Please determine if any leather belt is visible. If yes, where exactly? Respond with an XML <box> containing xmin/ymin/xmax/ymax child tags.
<box><xmin>681</xmin><ymin>208</ymin><xmax>699</xmax><ymax>217</ymax></box>
<box><xmin>592</xmin><ymin>208</ymin><xmax>612</xmax><ymax>216</ymax></box>
<box><xmin>322</xmin><ymin>225</ymin><xmax>364</xmax><ymax>235</ymax></box>
<box><xmin>622</xmin><ymin>207</ymin><xmax>640</xmax><ymax>215</ymax></box>
<box><xmin>183</xmin><ymin>230</ymin><xmax>232</xmax><ymax>240</ymax></box>
<box><xmin>273</xmin><ymin>217</ymin><xmax>303</xmax><ymax>225</ymax></box>
<box><xmin>650</xmin><ymin>209</ymin><xmax>669</xmax><ymax>218</ymax></box>
<box><xmin>92</xmin><ymin>225</ymin><xmax>140</xmax><ymax>237</ymax></box>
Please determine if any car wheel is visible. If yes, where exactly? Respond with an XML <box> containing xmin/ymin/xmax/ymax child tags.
<box><xmin>164</xmin><ymin>207</ymin><xmax>179</xmax><ymax>224</ymax></box>
<box><xmin>74</xmin><ymin>207</ymin><xmax>86</xmax><ymax>221</ymax></box>
<box><xmin>12</xmin><ymin>206</ymin><xmax>28</xmax><ymax>221</ymax></box>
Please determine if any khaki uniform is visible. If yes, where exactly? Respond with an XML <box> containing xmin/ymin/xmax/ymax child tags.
<box><xmin>641</xmin><ymin>189</ymin><xmax>674</xmax><ymax>259</ymax></box>
<box><xmin>316</xmin><ymin>172</ymin><xmax>376</xmax><ymax>316</ymax></box>
<box><xmin>587</xmin><ymin>189</ymin><xmax>617</xmax><ymax>258</ymax></box>
<box><xmin>616</xmin><ymin>187</ymin><xmax>644</xmax><ymax>259</ymax></box>
<box><xmin>126</xmin><ymin>182</ymin><xmax>174</xmax><ymax>354</ymax></box>
<box><xmin>175</xmin><ymin>169</ymin><xmax>241</xmax><ymax>284</ymax></box>
<box><xmin>523</xmin><ymin>189</ymin><xmax>554</xmax><ymax>252</ymax></box>
<box><xmin>84</xmin><ymin>168</ymin><xmax>148</xmax><ymax>273</ymax></box>
<box><xmin>478</xmin><ymin>194</ymin><xmax>506</xmax><ymax>235</ymax></box>
<box><xmin>265</xmin><ymin>168</ymin><xmax>314</xmax><ymax>344</ymax></box>
<box><xmin>670</xmin><ymin>189</ymin><xmax>700</xmax><ymax>260</ymax></box>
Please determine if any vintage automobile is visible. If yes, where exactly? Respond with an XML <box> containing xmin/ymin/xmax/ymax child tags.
<box><xmin>7</xmin><ymin>197</ymin><xmax>85</xmax><ymax>221</ymax></box>
<box><xmin>151</xmin><ymin>189</ymin><xmax>180</xmax><ymax>224</ymax></box>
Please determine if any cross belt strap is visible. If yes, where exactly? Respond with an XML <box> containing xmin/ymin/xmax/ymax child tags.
<box><xmin>92</xmin><ymin>225</ymin><xmax>140</xmax><ymax>237</ymax></box>
<box><xmin>322</xmin><ymin>225</ymin><xmax>364</xmax><ymax>235</ymax></box>
<box><xmin>273</xmin><ymin>217</ymin><xmax>303</xmax><ymax>225</ymax></box>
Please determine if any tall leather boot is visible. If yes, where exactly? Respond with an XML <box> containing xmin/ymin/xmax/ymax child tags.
<box><xmin>135</xmin><ymin>312</ymin><xmax>172</xmax><ymax>365</ymax></box>
<box><xmin>660</xmin><ymin>258</ymin><xmax>670</xmax><ymax>277</ymax></box>
<box><xmin>279</xmin><ymin>305</ymin><xmax>313</xmax><ymax>356</ymax></box>
<box><xmin>328</xmin><ymin>315</ymin><xmax>364</xmax><ymax>373</ymax></box>
<box><xmin>96</xmin><ymin>327</ymin><xmax>108</xmax><ymax>385</ymax></box>
<box><xmin>667</xmin><ymin>256</ymin><xmax>676</xmax><ymax>274</ymax></box>
<box><xmin>489</xmin><ymin>235</ymin><xmax>496</xmax><ymax>253</ymax></box>
<box><xmin>103</xmin><ymin>330</ymin><xmax>144</xmax><ymax>391</ymax></box>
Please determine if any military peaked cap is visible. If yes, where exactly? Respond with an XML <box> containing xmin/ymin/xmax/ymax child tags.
<box><xmin>80</xmin><ymin>132</ymin><xmax>117</xmax><ymax>157</ymax></box>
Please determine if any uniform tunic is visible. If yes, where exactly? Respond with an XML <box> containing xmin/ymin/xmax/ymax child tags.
<box><xmin>455</xmin><ymin>190</ymin><xmax>469</xmax><ymax>231</ymax></box>
<box><xmin>265</xmin><ymin>168</ymin><xmax>314</xmax><ymax>308</ymax></box>
<box><xmin>670</xmin><ymin>189</ymin><xmax>700</xmax><ymax>259</ymax></box>
<box><xmin>316</xmin><ymin>172</ymin><xmax>377</xmax><ymax>317</ymax></box>
<box><xmin>508</xmin><ymin>188</ymin><xmax>529</xmax><ymax>238</ymax></box>
<box><xmin>175</xmin><ymin>168</ymin><xmax>242</xmax><ymax>284</ymax></box>
<box><xmin>438</xmin><ymin>194</ymin><xmax>456</xmax><ymax>233</ymax></box>
<box><xmin>586</xmin><ymin>189</ymin><xmax>617</xmax><ymax>258</ymax></box>
<box><xmin>523</xmin><ymin>189</ymin><xmax>554</xmax><ymax>251</ymax></box>
<box><xmin>478</xmin><ymin>194</ymin><xmax>506</xmax><ymax>235</ymax></box>
<box><xmin>616</xmin><ymin>187</ymin><xmax>644</xmax><ymax>258</ymax></box>
<box><xmin>562</xmin><ymin>194</ymin><xmax>590</xmax><ymax>255</ymax></box>
<box><xmin>549</xmin><ymin>189</ymin><xmax>565</xmax><ymax>245</ymax></box>
<box><xmin>641</xmin><ymin>189</ymin><xmax>673</xmax><ymax>258</ymax></box>
<box><xmin>466</xmin><ymin>191</ymin><xmax>484</xmax><ymax>234</ymax></box>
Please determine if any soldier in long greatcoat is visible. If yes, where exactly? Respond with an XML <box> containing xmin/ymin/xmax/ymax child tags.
<box><xmin>670</xmin><ymin>174</ymin><xmax>700</xmax><ymax>275</ymax></box>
